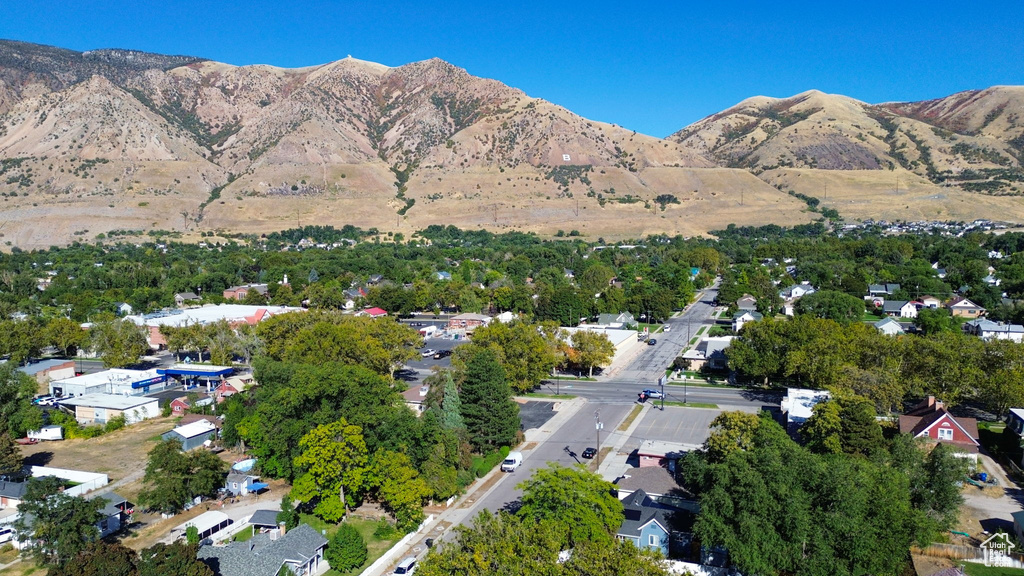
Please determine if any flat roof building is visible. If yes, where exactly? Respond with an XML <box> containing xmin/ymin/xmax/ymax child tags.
<box><xmin>50</xmin><ymin>368</ymin><xmax>167</xmax><ymax>398</ymax></box>
<box><xmin>57</xmin><ymin>394</ymin><xmax>160</xmax><ymax>425</ymax></box>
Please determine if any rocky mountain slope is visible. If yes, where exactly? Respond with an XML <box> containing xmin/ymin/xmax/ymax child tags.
<box><xmin>671</xmin><ymin>87</ymin><xmax>1024</xmax><ymax>196</ymax></box>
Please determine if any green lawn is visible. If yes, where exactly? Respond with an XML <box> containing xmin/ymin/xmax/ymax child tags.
<box><xmin>964</xmin><ymin>564</ymin><xmax>1024</xmax><ymax>576</ymax></box>
<box><xmin>296</xmin><ymin>515</ymin><xmax>401</xmax><ymax>576</ymax></box>
<box><xmin>661</xmin><ymin>401</ymin><xmax>719</xmax><ymax>409</ymax></box>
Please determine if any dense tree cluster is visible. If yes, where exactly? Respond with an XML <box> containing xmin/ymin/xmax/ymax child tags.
<box><xmin>727</xmin><ymin>315</ymin><xmax>1024</xmax><ymax>414</ymax></box>
<box><xmin>684</xmin><ymin>413</ymin><xmax>966</xmax><ymax>576</ymax></box>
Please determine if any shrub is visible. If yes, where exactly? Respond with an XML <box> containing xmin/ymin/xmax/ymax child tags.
<box><xmin>373</xmin><ymin>519</ymin><xmax>399</xmax><ymax>539</ymax></box>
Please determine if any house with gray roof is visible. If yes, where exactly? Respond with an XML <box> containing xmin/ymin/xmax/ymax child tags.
<box><xmin>617</xmin><ymin>489</ymin><xmax>672</xmax><ymax>557</ymax></box>
<box><xmin>867</xmin><ymin>283</ymin><xmax>900</xmax><ymax>297</ymax></box>
<box><xmin>0</xmin><ymin>481</ymin><xmax>27</xmax><ymax>509</ymax></box>
<box><xmin>197</xmin><ymin>523</ymin><xmax>327</xmax><ymax>576</ymax></box>
<box><xmin>732</xmin><ymin>310</ymin><xmax>763</xmax><ymax>332</ymax></box>
<box><xmin>882</xmin><ymin>300</ymin><xmax>917</xmax><ymax>319</ymax></box>
<box><xmin>963</xmin><ymin>318</ymin><xmax>1024</xmax><ymax>343</ymax></box>
<box><xmin>874</xmin><ymin>317</ymin><xmax>905</xmax><ymax>336</ymax></box>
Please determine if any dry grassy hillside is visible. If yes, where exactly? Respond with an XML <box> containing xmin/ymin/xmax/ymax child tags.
<box><xmin>1</xmin><ymin>39</ymin><xmax>1023</xmax><ymax>248</ymax></box>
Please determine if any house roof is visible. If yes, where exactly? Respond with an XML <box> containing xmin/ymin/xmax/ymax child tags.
<box><xmin>179</xmin><ymin>414</ymin><xmax>221</xmax><ymax>428</ymax></box>
<box><xmin>948</xmin><ymin>296</ymin><xmax>983</xmax><ymax>309</ymax></box>
<box><xmin>882</xmin><ymin>300</ymin><xmax>911</xmax><ymax>313</ymax></box>
<box><xmin>732</xmin><ymin>311</ymin><xmax>763</xmax><ymax>320</ymax></box>
<box><xmin>401</xmin><ymin>385</ymin><xmax>429</xmax><ymax>404</ymax></box>
<box><xmin>58</xmin><ymin>393</ymin><xmax>158</xmax><ymax>411</ymax></box>
<box><xmin>1012</xmin><ymin>510</ymin><xmax>1024</xmax><ymax>526</ymax></box>
<box><xmin>617</xmin><ymin>489</ymin><xmax>671</xmax><ymax>538</ymax></box>
<box><xmin>166</xmin><ymin>419</ymin><xmax>218</xmax><ymax>440</ymax></box>
<box><xmin>249</xmin><ymin>509</ymin><xmax>280</xmax><ymax>527</ymax></box>
<box><xmin>616</xmin><ymin>466</ymin><xmax>683</xmax><ymax>497</ymax></box>
<box><xmin>175</xmin><ymin>292</ymin><xmax>200</xmax><ymax>300</ymax></box>
<box><xmin>227</xmin><ymin>472</ymin><xmax>257</xmax><ymax>484</ymax></box>
<box><xmin>177</xmin><ymin>510</ymin><xmax>231</xmax><ymax>535</ymax></box>
<box><xmin>0</xmin><ymin>481</ymin><xmax>27</xmax><ymax>499</ymax></box>
<box><xmin>16</xmin><ymin>358</ymin><xmax>74</xmax><ymax>376</ymax></box>
<box><xmin>782</xmin><ymin>388</ymin><xmax>831</xmax><ymax>423</ymax></box>
<box><xmin>197</xmin><ymin>523</ymin><xmax>327</xmax><ymax>576</ymax></box>
<box><xmin>450</xmin><ymin>313</ymin><xmax>491</xmax><ymax>322</ymax></box>
<box><xmin>362</xmin><ymin>307</ymin><xmax>387</xmax><ymax>316</ymax></box>
<box><xmin>898</xmin><ymin>409</ymin><xmax>979</xmax><ymax>451</ymax></box>
<box><xmin>873</xmin><ymin>317</ymin><xmax>904</xmax><ymax>331</ymax></box>
<box><xmin>965</xmin><ymin>319</ymin><xmax>1024</xmax><ymax>333</ymax></box>
<box><xmin>90</xmin><ymin>492</ymin><xmax>128</xmax><ymax>516</ymax></box>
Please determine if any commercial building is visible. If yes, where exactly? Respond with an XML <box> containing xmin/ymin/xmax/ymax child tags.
<box><xmin>57</xmin><ymin>394</ymin><xmax>160</xmax><ymax>425</ymax></box>
<box><xmin>50</xmin><ymin>368</ymin><xmax>167</xmax><ymax>398</ymax></box>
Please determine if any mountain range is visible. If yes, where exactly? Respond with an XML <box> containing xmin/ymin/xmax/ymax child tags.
<box><xmin>1</xmin><ymin>39</ymin><xmax>1022</xmax><ymax>247</ymax></box>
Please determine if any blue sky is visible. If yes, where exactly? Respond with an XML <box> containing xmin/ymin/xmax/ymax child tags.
<box><xmin>3</xmin><ymin>1</ymin><xmax>1022</xmax><ymax>137</ymax></box>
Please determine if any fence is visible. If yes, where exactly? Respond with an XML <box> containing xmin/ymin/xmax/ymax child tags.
<box><xmin>915</xmin><ymin>543</ymin><xmax>1024</xmax><ymax>568</ymax></box>
<box><xmin>29</xmin><ymin>466</ymin><xmax>108</xmax><ymax>497</ymax></box>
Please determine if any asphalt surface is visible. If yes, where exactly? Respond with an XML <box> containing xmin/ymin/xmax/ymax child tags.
<box><xmin>469</xmin><ymin>402</ymin><xmax>632</xmax><ymax>515</ymax></box>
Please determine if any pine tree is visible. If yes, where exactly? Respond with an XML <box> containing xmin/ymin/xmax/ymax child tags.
<box><xmin>325</xmin><ymin>523</ymin><xmax>368</xmax><ymax>572</ymax></box>
<box><xmin>459</xmin><ymin>348</ymin><xmax>520</xmax><ymax>449</ymax></box>
<box><xmin>0</xmin><ymin>433</ymin><xmax>22</xmax><ymax>476</ymax></box>
<box><xmin>440</xmin><ymin>372</ymin><xmax>465</xmax><ymax>431</ymax></box>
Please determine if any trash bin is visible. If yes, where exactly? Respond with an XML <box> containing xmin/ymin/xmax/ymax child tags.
<box><xmin>978</xmin><ymin>472</ymin><xmax>988</xmax><ymax>482</ymax></box>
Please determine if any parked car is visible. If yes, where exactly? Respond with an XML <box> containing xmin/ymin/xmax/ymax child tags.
<box><xmin>647</xmin><ymin>338</ymin><xmax>657</xmax><ymax>346</ymax></box>
<box><xmin>433</xmin><ymin>350</ymin><xmax>452</xmax><ymax>359</ymax></box>
<box><xmin>32</xmin><ymin>395</ymin><xmax>57</xmax><ymax>406</ymax></box>
<box><xmin>393</xmin><ymin>557</ymin><xmax>417</xmax><ymax>575</ymax></box>
<box><xmin>581</xmin><ymin>447</ymin><xmax>597</xmax><ymax>459</ymax></box>
<box><xmin>642</xmin><ymin>389</ymin><xmax>664</xmax><ymax>399</ymax></box>
<box><xmin>421</xmin><ymin>349</ymin><xmax>437</xmax><ymax>357</ymax></box>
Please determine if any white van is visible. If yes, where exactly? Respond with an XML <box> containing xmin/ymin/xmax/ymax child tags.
<box><xmin>500</xmin><ymin>451</ymin><xmax>523</xmax><ymax>472</ymax></box>
<box><xmin>393</xmin><ymin>556</ymin><xmax>417</xmax><ymax>575</ymax></box>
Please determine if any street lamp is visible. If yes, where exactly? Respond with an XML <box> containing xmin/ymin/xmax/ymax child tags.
<box><xmin>595</xmin><ymin>410</ymin><xmax>603</xmax><ymax>467</ymax></box>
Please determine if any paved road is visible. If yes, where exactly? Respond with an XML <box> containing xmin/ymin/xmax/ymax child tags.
<box><xmin>467</xmin><ymin>402</ymin><xmax>632</xmax><ymax>516</ymax></box>
<box><xmin>544</xmin><ymin>380</ymin><xmax>782</xmax><ymax>411</ymax></box>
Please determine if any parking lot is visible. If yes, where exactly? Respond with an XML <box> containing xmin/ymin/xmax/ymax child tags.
<box><xmin>626</xmin><ymin>406</ymin><xmax>735</xmax><ymax>447</ymax></box>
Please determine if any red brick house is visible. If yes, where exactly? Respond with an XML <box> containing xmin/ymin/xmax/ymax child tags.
<box><xmin>899</xmin><ymin>396</ymin><xmax>980</xmax><ymax>457</ymax></box>
<box><xmin>213</xmin><ymin>381</ymin><xmax>238</xmax><ymax>403</ymax></box>
<box><xmin>170</xmin><ymin>393</ymin><xmax>212</xmax><ymax>416</ymax></box>
<box><xmin>222</xmin><ymin>284</ymin><xmax>268</xmax><ymax>301</ymax></box>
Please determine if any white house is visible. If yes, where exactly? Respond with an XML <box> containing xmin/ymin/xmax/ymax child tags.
<box><xmin>882</xmin><ymin>300</ymin><xmax>918</xmax><ymax>319</ymax></box>
<box><xmin>874</xmin><ymin>317</ymin><xmax>905</xmax><ymax>336</ymax></box>
<box><xmin>733</xmin><ymin>310</ymin><xmax>763</xmax><ymax>332</ymax></box>
<box><xmin>963</xmin><ymin>319</ymin><xmax>1024</xmax><ymax>343</ymax></box>
<box><xmin>779</xmin><ymin>282</ymin><xmax>815</xmax><ymax>300</ymax></box>
<box><xmin>781</xmin><ymin>388</ymin><xmax>831</xmax><ymax>433</ymax></box>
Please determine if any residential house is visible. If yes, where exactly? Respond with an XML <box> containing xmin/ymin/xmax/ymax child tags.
<box><xmin>247</xmin><ymin>509</ymin><xmax>281</xmax><ymax>536</ymax></box>
<box><xmin>616</xmin><ymin>489</ymin><xmax>671</xmax><ymax>557</ymax></box>
<box><xmin>867</xmin><ymin>283</ymin><xmax>900</xmax><ymax>298</ymax></box>
<box><xmin>963</xmin><ymin>319</ymin><xmax>1024</xmax><ymax>343</ymax></box>
<box><xmin>899</xmin><ymin>396</ymin><xmax>980</xmax><ymax>458</ymax></box>
<box><xmin>735</xmin><ymin>295</ymin><xmax>757</xmax><ymax>312</ymax></box>
<box><xmin>681</xmin><ymin>336</ymin><xmax>734</xmax><ymax>371</ymax></box>
<box><xmin>162</xmin><ymin>420</ymin><xmax>218</xmax><ymax>451</ymax></box>
<box><xmin>358</xmin><ymin>307</ymin><xmax>388</xmax><ymax>318</ymax></box>
<box><xmin>948</xmin><ymin>296</ymin><xmax>986</xmax><ymax>318</ymax></box>
<box><xmin>779</xmin><ymin>282</ymin><xmax>815</xmax><ymax>300</ymax></box>
<box><xmin>197</xmin><ymin>523</ymin><xmax>328</xmax><ymax>576</ymax></box>
<box><xmin>115</xmin><ymin>302</ymin><xmax>133</xmax><ymax>316</ymax></box>
<box><xmin>919</xmin><ymin>295</ymin><xmax>942</xmax><ymax>309</ymax></box>
<box><xmin>222</xmin><ymin>284</ymin><xmax>269</xmax><ymax>301</ymax></box>
<box><xmin>984</xmin><ymin>267</ymin><xmax>1001</xmax><ymax>286</ymax></box>
<box><xmin>90</xmin><ymin>492</ymin><xmax>132</xmax><ymax>537</ymax></box>
<box><xmin>213</xmin><ymin>381</ymin><xmax>239</xmax><ymax>403</ymax></box>
<box><xmin>732</xmin><ymin>310</ymin><xmax>763</xmax><ymax>332</ymax></box>
<box><xmin>615</xmin><ymin>466</ymin><xmax>687</xmax><ymax>502</ymax></box>
<box><xmin>874</xmin><ymin>317</ymin><xmax>905</xmax><ymax>336</ymax></box>
<box><xmin>435</xmin><ymin>271</ymin><xmax>452</xmax><ymax>281</ymax></box>
<box><xmin>174</xmin><ymin>292</ymin><xmax>201</xmax><ymax>307</ymax></box>
<box><xmin>225</xmin><ymin>472</ymin><xmax>268</xmax><ymax>496</ymax></box>
<box><xmin>170</xmin><ymin>393</ymin><xmax>213</xmax><ymax>416</ymax></box>
<box><xmin>342</xmin><ymin>288</ymin><xmax>365</xmax><ymax>310</ymax></box>
<box><xmin>447</xmin><ymin>313</ymin><xmax>491</xmax><ymax>332</ymax></box>
<box><xmin>367</xmin><ymin>274</ymin><xmax>384</xmax><ymax>285</ymax></box>
<box><xmin>402</xmin><ymin>385</ymin><xmax>429</xmax><ymax>416</ymax></box>
<box><xmin>882</xmin><ymin>300</ymin><xmax>918</xmax><ymax>319</ymax></box>
<box><xmin>0</xmin><ymin>481</ymin><xmax>26</xmax><ymax>509</ymax></box>
<box><xmin>781</xmin><ymin>388</ymin><xmax>831</xmax><ymax>434</ymax></box>
<box><xmin>932</xmin><ymin>263</ymin><xmax>947</xmax><ymax>279</ymax></box>
<box><xmin>1007</xmin><ymin>408</ymin><xmax>1024</xmax><ymax>438</ymax></box>
<box><xmin>634</xmin><ymin>440</ymin><xmax>690</xmax><ymax>470</ymax></box>
<box><xmin>596</xmin><ymin>312</ymin><xmax>636</xmax><ymax>329</ymax></box>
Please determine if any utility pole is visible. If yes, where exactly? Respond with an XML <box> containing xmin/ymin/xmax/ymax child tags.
<box><xmin>595</xmin><ymin>410</ymin><xmax>603</xmax><ymax>467</ymax></box>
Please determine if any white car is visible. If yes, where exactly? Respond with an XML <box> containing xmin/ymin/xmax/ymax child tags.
<box><xmin>421</xmin><ymin>349</ymin><xmax>437</xmax><ymax>358</ymax></box>
<box><xmin>33</xmin><ymin>395</ymin><xmax>57</xmax><ymax>406</ymax></box>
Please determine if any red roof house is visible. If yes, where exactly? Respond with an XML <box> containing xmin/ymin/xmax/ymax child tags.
<box><xmin>898</xmin><ymin>396</ymin><xmax>980</xmax><ymax>454</ymax></box>
<box><xmin>360</xmin><ymin>307</ymin><xmax>388</xmax><ymax>318</ymax></box>
<box><xmin>213</xmin><ymin>381</ymin><xmax>239</xmax><ymax>403</ymax></box>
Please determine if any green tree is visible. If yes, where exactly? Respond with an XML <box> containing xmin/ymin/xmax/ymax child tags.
<box><xmin>466</xmin><ymin>320</ymin><xmax>559</xmax><ymax>393</ymax></box>
<box><xmin>138</xmin><ymin>439</ymin><xmax>226</xmax><ymax>513</ymax></box>
<box><xmin>137</xmin><ymin>541</ymin><xmax>214</xmax><ymax>576</ymax></box>
<box><xmin>48</xmin><ymin>541</ymin><xmax>138</xmax><ymax>576</ymax></box>
<box><xmin>800</xmin><ymin>400</ymin><xmax>842</xmax><ymax>454</ymax></box>
<box><xmin>704</xmin><ymin>411</ymin><xmax>762</xmax><ymax>462</ymax></box>
<box><xmin>459</xmin><ymin>348</ymin><xmax>520</xmax><ymax>450</ymax></box>
<box><xmin>570</xmin><ymin>330</ymin><xmax>617</xmax><ymax>377</ymax></box>
<box><xmin>979</xmin><ymin>339</ymin><xmax>1024</xmax><ymax>418</ymax></box>
<box><xmin>516</xmin><ymin>464</ymin><xmax>623</xmax><ymax>547</ymax></box>
<box><xmin>44</xmin><ymin>316</ymin><xmax>87</xmax><ymax>357</ymax></box>
<box><xmin>89</xmin><ymin>317</ymin><xmax>148</xmax><ymax>368</ymax></box>
<box><xmin>290</xmin><ymin>419</ymin><xmax>369</xmax><ymax>522</ymax></box>
<box><xmin>0</xmin><ymin>433</ymin><xmax>22</xmax><ymax>476</ymax></box>
<box><xmin>185</xmin><ymin>525</ymin><xmax>199</xmax><ymax>545</ymax></box>
<box><xmin>839</xmin><ymin>399</ymin><xmax>885</xmax><ymax>457</ymax></box>
<box><xmin>0</xmin><ymin>362</ymin><xmax>41</xmax><ymax>437</ymax></box>
<box><xmin>0</xmin><ymin>318</ymin><xmax>44</xmax><ymax>365</ymax></box>
<box><xmin>794</xmin><ymin>290</ymin><xmax>865</xmax><ymax>324</ymax></box>
<box><xmin>439</xmin><ymin>372</ymin><xmax>465</xmax><ymax>431</ymax></box>
<box><xmin>368</xmin><ymin>450</ymin><xmax>431</xmax><ymax>531</ymax></box>
<box><xmin>325</xmin><ymin>523</ymin><xmax>368</xmax><ymax>572</ymax></box>
<box><xmin>14</xmin><ymin>476</ymin><xmax>103</xmax><ymax>568</ymax></box>
<box><xmin>277</xmin><ymin>494</ymin><xmax>299</xmax><ymax>530</ymax></box>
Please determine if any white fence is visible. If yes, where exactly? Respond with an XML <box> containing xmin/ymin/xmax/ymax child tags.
<box><xmin>30</xmin><ymin>466</ymin><xmax>108</xmax><ymax>497</ymax></box>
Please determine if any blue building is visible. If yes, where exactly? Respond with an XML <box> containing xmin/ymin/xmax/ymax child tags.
<box><xmin>616</xmin><ymin>489</ymin><xmax>671</xmax><ymax>557</ymax></box>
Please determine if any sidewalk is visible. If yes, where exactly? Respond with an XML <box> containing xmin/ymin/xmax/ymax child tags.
<box><xmin>597</xmin><ymin>401</ymin><xmax>652</xmax><ymax>481</ymax></box>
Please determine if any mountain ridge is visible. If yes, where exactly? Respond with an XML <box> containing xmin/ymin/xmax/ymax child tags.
<box><xmin>0</xmin><ymin>39</ymin><xmax>1022</xmax><ymax>248</ymax></box>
